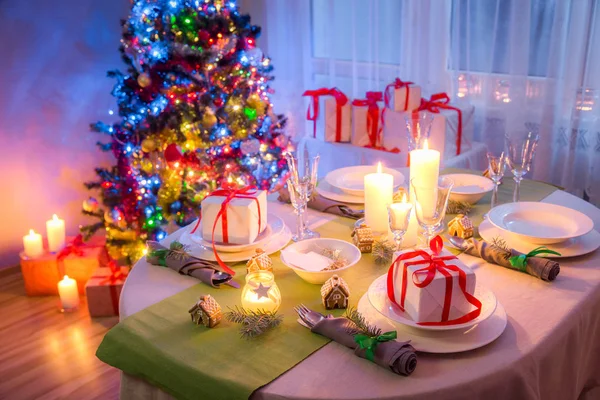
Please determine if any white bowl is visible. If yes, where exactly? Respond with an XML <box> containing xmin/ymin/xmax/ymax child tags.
<box><xmin>443</xmin><ymin>173</ymin><xmax>495</xmax><ymax>204</ymax></box>
<box><xmin>280</xmin><ymin>238</ymin><xmax>361</xmax><ymax>284</ymax></box>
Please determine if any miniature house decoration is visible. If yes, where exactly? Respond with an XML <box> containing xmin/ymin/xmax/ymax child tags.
<box><xmin>189</xmin><ymin>294</ymin><xmax>222</xmax><ymax>328</ymax></box>
<box><xmin>448</xmin><ymin>214</ymin><xmax>474</xmax><ymax>239</ymax></box>
<box><xmin>321</xmin><ymin>274</ymin><xmax>350</xmax><ymax>310</ymax></box>
<box><xmin>351</xmin><ymin>224</ymin><xmax>374</xmax><ymax>253</ymax></box>
<box><xmin>246</xmin><ymin>248</ymin><xmax>273</xmax><ymax>274</ymax></box>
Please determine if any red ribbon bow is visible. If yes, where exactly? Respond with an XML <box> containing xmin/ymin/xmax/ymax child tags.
<box><xmin>100</xmin><ymin>260</ymin><xmax>128</xmax><ymax>285</ymax></box>
<box><xmin>418</xmin><ymin>92</ymin><xmax>463</xmax><ymax>155</ymax></box>
<box><xmin>384</xmin><ymin>78</ymin><xmax>414</xmax><ymax>112</ymax></box>
<box><xmin>56</xmin><ymin>234</ymin><xmax>87</xmax><ymax>277</ymax></box>
<box><xmin>386</xmin><ymin>236</ymin><xmax>482</xmax><ymax>326</ymax></box>
<box><xmin>190</xmin><ymin>186</ymin><xmax>262</xmax><ymax>276</ymax></box>
<box><xmin>352</xmin><ymin>91</ymin><xmax>384</xmax><ymax>148</ymax></box>
<box><xmin>302</xmin><ymin>87</ymin><xmax>349</xmax><ymax>141</ymax></box>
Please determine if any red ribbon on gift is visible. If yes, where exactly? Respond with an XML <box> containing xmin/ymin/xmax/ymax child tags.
<box><xmin>99</xmin><ymin>260</ymin><xmax>128</xmax><ymax>316</ymax></box>
<box><xmin>189</xmin><ymin>186</ymin><xmax>262</xmax><ymax>276</ymax></box>
<box><xmin>384</xmin><ymin>78</ymin><xmax>414</xmax><ymax>112</ymax></box>
<box><xmin>386</xmin><ymin>236</ymin><xmax>482</xmax><ymax>326</ymax></box>
<box><xmin>352</xmin><ymin>91</ymin><xmax>384</xmax><ymax>148</ymax></box>
<box><xmin>418</xmin><ymin>92</ymin><xmax>463</xmax><ymax>155</ymax></box>
<box><xmin>302</xmin><ymin>87</ymin><xmax>349</xmax><ymax>141</ymax></box>
<box><xmin>56</xmin><ymin>234</ymin><xmax>97</xmax><ymax>277</ymax></box>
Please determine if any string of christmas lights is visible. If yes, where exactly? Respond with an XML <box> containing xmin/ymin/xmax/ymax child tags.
<box><xmin>82</xmin><ymin>0</ymin><xmax>291</xmax><ymax>264</ymax></box>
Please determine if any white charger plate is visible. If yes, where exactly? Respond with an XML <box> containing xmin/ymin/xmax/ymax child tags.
<box><xmin>479</xmin><ymin>219</ymin><xmax>600</xmax><ymax>258</ymax></box>
<box><xmin>357</xmin><ymin>293</ymin><xmax>507</xmax><ymax>354</ymax></box>
<box><xmin>316</xmin><ymin>180</ymin><xmax>364</xmax><ymax>204</ymax></box>
<box><xmin>325</xmin><ymin>166</ymin><xmax>405</xmax><ymax>197</ymax></box>
<box><xmin>178</xmin><ymin>225</ymin><xmax>292</xmax><ymax>263</ymax></box>
<box><xmin>488</xmin><ymin>202</ymin><xmax>594</xmax><ymax>245</ymax></box>
<box><xmin>189</xmin><ymin>214</ymin><xmax>284</xmax><ymax>253</ymax></box>
<box><xmin>367</xmin><ymin>274</ymin><xmax>497</xmax><ymax>331</ymax></box>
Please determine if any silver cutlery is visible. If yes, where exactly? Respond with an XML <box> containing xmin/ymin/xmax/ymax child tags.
<box><xmin>446</xmin><ymin>235</ymin><xmax>468</xmax><ymax>250</ymax></box>
<box><xmin>293</xmin><ymin>304</ymin><xmax>326</xmax><ymax>328</ymax></box>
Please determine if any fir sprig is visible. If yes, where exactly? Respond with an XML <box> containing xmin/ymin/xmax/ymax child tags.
<box><xmin>447</xmin><ymin>200</ymin><xmax>473</xmax><ymax>215</ymax></box>
<box><xmin>225</xmin><ymin>306</ymin><xmax>283</xmax><ymax>339</ymax></box>
<box><xmin>344</xmin><ymin>307</ymin><xmax>382</xmax><ymax>337</ymax></box>
<box><xmin>372</xmin><ymin>240</ymin><xmax>396</xmax><ymax>265</ymax></box>
<box><xmin>491</xmin><ymin>236</ymin><xmax>511</xmax><ymax>259</ymax></box>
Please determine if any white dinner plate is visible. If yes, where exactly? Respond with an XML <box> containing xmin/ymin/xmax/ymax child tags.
<box><xmin>357</xmin><ymin>293</ymin><xmax>507</xmax><ymax>353</ymax></box>
<box><xmin>316</xmin><ymin>180</ymin><xmax>364</xmax><ymax>204</ymax></box>
<box><xmin>479</xmin><ymin>219</ymin><xmax>600</xmax><ymax>258</ymax></box>
<box><xmin>189</xmin><ymin>214</ymin><xmax>284</xmax><ymax>253</ymax></box>
<box><xmin>367</xmin><ymin>274</ymin><xmax>497</xmax><ymax>331</ymax></box>
<box><xmin>488</xmin><ymin>202</ymin><xmax>594</xmax><ymax>245</ymax></box>
<box><xmin>325</xmin><ymin>166</ymin><xmax>405</xmax><ymax>196</ymax></box>
<box><xmin>178</xmin><ymin>225</ymin><xmax>292</xmax><ymax>263</ymax></box>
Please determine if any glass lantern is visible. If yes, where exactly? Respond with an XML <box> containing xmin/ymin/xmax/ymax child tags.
<box><xmin>241</xmin><ymin>271</ymin><xmax>281</xmax><ymax>313</ymax></box>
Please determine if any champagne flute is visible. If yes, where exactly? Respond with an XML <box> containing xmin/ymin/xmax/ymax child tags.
<box><xmin>505</xmin><ymin>132</ymin><xmax>539</xmax><ymax>202</ymax></box>
<box><xmin>486</xmin><ymin>152</ymin><xmax>506</xmax><ymax>209</ymax></box>
<box><xmin>286</xmin><ymin>151</ymin><xmax>320</xmax><ymax>240</ymax></box>
<box><xmin>287</xmin><ymin>178</ymin><xmax>308</xmax><ymax>242</ymax></box>
<box><xmin>387</xmin><ymin>192</ymin><xmax>413</xmax><ymax>251</ymax></box>
<box><xmin>411</xmin><ymin>176</ymin><xmax>454</xmax><ymax>247</ymax></box>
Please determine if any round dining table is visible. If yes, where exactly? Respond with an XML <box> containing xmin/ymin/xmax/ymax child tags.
<box><xmin>118</xmin><ymin>184</ymin><xmax>600</xmax><ymax>400</ymax></box>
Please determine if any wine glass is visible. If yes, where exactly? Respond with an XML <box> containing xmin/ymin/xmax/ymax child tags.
<box><xmin>411</xmin><ymin>176</ymin><xmax>454</xmax><ymax>247</ymax></box>
<box><xmin>486</xmin><ymin>152</ymin><xmax>506</xmax><ymax>209</ymax></box>
<box><xmin>287</xmin><ymin>178</ymin><xmax>308</xmax><ymax>242</ymax></box>
<box><xmin>505</xmin><ymin>132</ymin><xmax>539</xmax><ymax>202</ymax></box>
<box><xmin>286</xmin><ymin>150</ymin><xmax>320</xmax><ymax>240</ymax></box>
<box><xmin>387</xmin><ymin>194</ymin><xmax>413</xmax><ymax>251</ymax></box>
<box><xmin>404</xmin><ymin>111</ymin><xmax>434</xmax><ymax>152</ymax></box>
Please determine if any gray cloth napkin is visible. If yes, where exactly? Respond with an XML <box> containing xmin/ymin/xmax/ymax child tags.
<box><xmin>277</xmin><ymin>189</ymin><xmax>363</xmax><ymax>220</ymax></box>
<box><xmin>311</xmin><ymin>317</ymin><xmax>417</xmax><ymax>376</ymax></box>
<box><xmin>463</xmin><ymin>238</ymin><xmax>560</xmax><ymax>282</ymax></box>
<box><xmin>146</xmin><ymin>241</ymin><xmax>239</xmax><ymax>288</ymax></box>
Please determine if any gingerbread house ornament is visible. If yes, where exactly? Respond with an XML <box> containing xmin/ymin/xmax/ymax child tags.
<box><xmin>448</xmin><ymin>214</ymin><xmax>474</xmax><ymax>239</ymax></box>
<box><xmin>320</xmin><ymin>274</ymin><xmax>350</xmax><ymax>310</ymax></box>
<box><xmin>189</xmin><ymin>295</ymin><xmax>222</xmax><ymax>328</ymax></box>
<box><xmin>351</xmin><ymin>224</ymin><xmax>374</xmax><ymax>253</ymax></box>
<box><xmin>246</xmin><ymin>249</ymin><xmax>273</xmax><ymax>274</ymax></box>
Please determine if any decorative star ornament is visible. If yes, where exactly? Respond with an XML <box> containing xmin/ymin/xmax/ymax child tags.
<box><xmin>253</xmin><ymin>282</ymin><xmax>271</xmax><ymax>299</ymax></box>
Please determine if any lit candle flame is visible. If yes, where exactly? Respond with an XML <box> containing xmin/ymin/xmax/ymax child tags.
<box><xmin>423</xmin><ymin>140</ymin><xmax>429</xmax><ymax>150</ymax></box>
<box><xmin>401</xmin><ymin>192</ymin><xmax>407</xmax><ymax>203</ymax></box>
<box><xmin>29</xmin><ymin>229</ymin><xmax>35</xmax><ymax>236</ymax></box>
<box><xmin>376</xmin><ymin>162</ymin><xmax>382</xmax><ymax>173</ymax></box>
<box><xmin>63</xmin><ymin>275</ymin><xmax>70</xmax><ymax>281</ymax></box>
<box><xmin>52</xmin><ymin>214</ymin><xmax>59</xmax><ymax>221</ymax></box>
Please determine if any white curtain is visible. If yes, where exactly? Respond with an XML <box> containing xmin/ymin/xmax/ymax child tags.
<box><xmin>245</xmin><ymin>0</ymin><xmax>600</xmax><ymax>205</ymax></box>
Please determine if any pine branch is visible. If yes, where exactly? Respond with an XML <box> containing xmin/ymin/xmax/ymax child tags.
<box><xmin>224</xmin><ymin>306</ymin><xmax>283</xmax><ymax>339</ymax></box>
<box><xmin>372</xmin><ymin>240</ymin><xmax>395</xmax><ymax>265</ymax></box>
<box><xmin>491</xmin><ymin>236</ymin><xmax>511</xmax><ymax>259</ymax></box>
<box><xmin>344</xmin><ymin>307</ymin><xmax>382</xmax><ymax>337</ymax></box>
<box><xmin>447</xmin><ymin>200</ymin><xmax>473</xmax><ymax>215</ymax></box>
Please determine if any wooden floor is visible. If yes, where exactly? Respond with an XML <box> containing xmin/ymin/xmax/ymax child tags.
<box><xmin>0</xmin><ymin>267</ymin><xmax>120</xmax><ymax>400</ymax></box>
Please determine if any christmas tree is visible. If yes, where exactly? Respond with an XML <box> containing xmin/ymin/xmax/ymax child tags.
<box><xmin>82</xmin><ymin>0</ymin><xmax>290</xmax><ymax>264</ymax></box>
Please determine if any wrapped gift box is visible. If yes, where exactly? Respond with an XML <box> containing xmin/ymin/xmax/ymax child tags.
<box><xmin>19</xmin><ymin>238</ymin><xmax>108</xmax><ymax>296</ymax></box>
<box><xmin>389</xmin><ymin>248</ymin><xmax>476</xmax><ymax>323</ymax></box>
<box><xmin>390</xmin><ymin>84</ymin><xmax>421</xmax><ymax>112</ymax></box>
<box><xmin>201</xmin><ymin>189</ymin><xmax>267</xmax><ymax>245</ymax></box>
<box><xmin>382</xmin><ymin>102</ymin><xmax>475</xmax><ymax>160</ymax></box>
<box><xmin>351</xmin><ymin>96</ymin><xmax>383</xmax><ymax>147</ymax></box>
<box><xmin>323</xmin><ymin>97</ymin><xmax>351</xmax><ymax>143</ymax></box>
<box><xmin>85</xmin><ymin>266</ymin><xmax>128</xmax><ymax>317</ymax></box>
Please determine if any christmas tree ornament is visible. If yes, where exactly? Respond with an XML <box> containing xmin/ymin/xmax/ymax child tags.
<box><xmin>448</xmin><ymin>214</ymin><xmax>474</xmax><ymax>239</ymax></box>
<box><xmin>240</xmin><ymin>138</ymin><xmax>261</xmax><ymax>155</ymax></box>
<box><xmin>137</xmin><ymin>72</ymin><xmax>152</xmax><ymax>88</ymax></box>
<box><xmin>141</xmin><ymin>138</ymin><xmax>157</xmax><ymax>153</ymax></box>
<box><xmin>321</xmin><ymin>275</ymin><xmax>350</xmax><ymax>310</ymax></box>
<box><xmin>201</xmin><ymin>109</ymin><xmax>218</xmax><ymax>128</ymax></box>
<box><xmin>164</xmin><ymin>143</ymin><xmax>183</xmax><ymax>164</ymax></box>
<box><xmin>189</xmin><ymin>295</ymin><xmax>222</xmax><ymax>328</ymax></box>
<box><xmin>246</xmin><ymin>249</ymin><xmax>273</xmax><ymax>273</ymax></box>
<box><xmin>83</xmin><ymin>197</ymin><xmax>99</xmax><ymax>213</ymax></box>
<box><xmin>140</xmin><ymin>158</ymin><xmax>154</xmax><ymax>173</ymax></box>
<box><xmin>246</xmin><ymin>93</ymin><xmax>263</xmax><ymax>110</ymax></box>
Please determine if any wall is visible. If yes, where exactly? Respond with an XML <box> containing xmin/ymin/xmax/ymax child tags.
<box><xmin>0</xmin><ymin>0</ymin><xmax>129</xmax><ymax>267</ymax></box>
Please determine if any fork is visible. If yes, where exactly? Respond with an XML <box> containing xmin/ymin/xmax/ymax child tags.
<box><xmin>294</xmin><ymin>304</ymin><xmax>326</xmax><ymax>328</ymax></box>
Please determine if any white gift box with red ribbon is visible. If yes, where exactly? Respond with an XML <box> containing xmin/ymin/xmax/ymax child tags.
<box><xmin>390</xmin><ymin>83</ymin><xmax>422</xmax><ymax>112</ymax></box>
<box><xmin>388</xmin><ymin>248</ymin><xmax>477</xmax><ymax>324</ymax></box>
<box><xmin>324</xmin><ymin>98</ymin><xmax>351</xmax><ymax>143</ymax></box>
<box><xmin>200</xmin><ymin>190</ymin><xmax>267</xmax><ymax>245</ymax></box>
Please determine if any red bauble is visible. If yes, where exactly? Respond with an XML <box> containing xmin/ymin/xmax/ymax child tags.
<box><xmin>198</xmin><ymin>30</ymin><xmax>210</xmax><ymax>42</ymax></box>
<box><xmin>164</xmin><ymin>143</ymin><xmax>183</xmax><ymax>163</ymax></box>
<box><xmin>214</xmin><ymin>98</ymin><xmax>224</xmax><ymax>107</ymax></box>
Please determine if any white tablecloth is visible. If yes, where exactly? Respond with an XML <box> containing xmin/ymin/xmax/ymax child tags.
<box><xmin>119</xmin><ymin>190</ymin><xmax>600</xmax><ymax>400</ymax></box>
<box><xmin>300</xmin><ymin>137</ymin><xmax>489</xmax><ymax>178</ymax></box>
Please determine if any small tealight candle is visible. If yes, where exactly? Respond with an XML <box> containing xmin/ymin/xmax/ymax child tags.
<box><xmin>23</xmin><ymin>229</ymin><xmax>44</xmax><ymax>258</ymax></box>
<box><xmin>364</xmin><ymin>162</ymin><xmax>394</xmax><ymax>234</ymax></box>
<box><xmin>46</xmin><ymin>214</ymin><xmax>66</xmax><ymax>252</ymax></box>
<box><xmin>58</xmin><ymin>275</ymin><xmax>80</xmax><ymax>312</ymax></box>
<box><xmin>241</xmin><ymin>271</ymin><xmax>282</xmax><ymax>313</ymax></box>
<box><xmin>388</xmin><ymin>193</ymin><xmax>413</xmax><ymax>231</ymax></box>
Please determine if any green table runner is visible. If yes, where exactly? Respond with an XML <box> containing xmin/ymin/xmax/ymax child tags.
<box><xmin>97</xmin><ymin>173</ymin><xmax>558</xmax><ymax>400</ymax></box>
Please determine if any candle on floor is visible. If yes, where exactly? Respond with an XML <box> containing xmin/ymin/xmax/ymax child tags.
<box><xmin>241</xmin><ymin>271</ymin><xmax>281</xmax><ymax>313</ymax></box>
<box><xmin>23</xmin><ymin>229</ymin><xmax>44</xmax><ymax>258</ymax></box>
<box><xmin>58</xmin><ymin>275</ymin><xmax>80</xmax><ymax>311</ymax></box>
<box><xmin>46</xmin><ymin>214</ymin><xmax>66</xmax><ymax>252</ymax></box>
<box><xmin>364</xmin><ymin>162</ymin><xmax>394</xmax><ymax>234</ymax></box>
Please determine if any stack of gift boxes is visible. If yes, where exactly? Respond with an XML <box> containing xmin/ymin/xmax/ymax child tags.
<box><xmin>302</xmin><ymin>79</ymin><xmax>475</xmax><ymax>164</ymax></box>
<box><xmin>19</xmin><ymin>232</ymin><xmax>127</xmax><ymax>317</ymax></box>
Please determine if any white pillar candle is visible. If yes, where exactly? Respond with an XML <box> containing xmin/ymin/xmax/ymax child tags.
<box><xmin>364</xmin><ymin>162</ymin><xmax>394</xmax><ymax>234</ymax></box>
<box><xmin>23</xmin><ymin>229</ymin><xmax>44</xmax><ymax>258</ymax></box>
<box><xmin>46</xmin><ymin>214</ymin><xmax>66</xmax><ymax>252</ymax></box>
<box><xmin>58</xmin><ymin>275</ymin><xmax>80</xmax><ymax>311</ymax></box>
